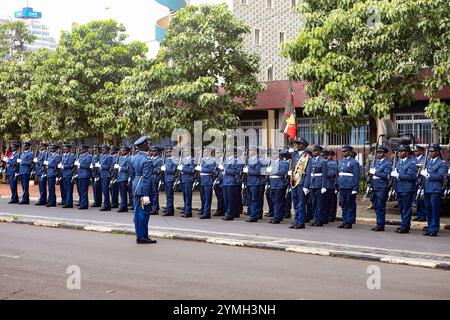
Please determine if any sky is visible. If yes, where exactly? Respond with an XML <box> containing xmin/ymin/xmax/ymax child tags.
<box><xmin>0</xmin><ymin>0</ymin><xmax>228</xmax><ymax>56</ymax></box>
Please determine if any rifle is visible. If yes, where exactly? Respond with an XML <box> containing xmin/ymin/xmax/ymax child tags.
<box><xmin>93</xmin><ymin>148</ymin><xmax>101</xmax><ymax>187</ymax></box>
<box><xmin>158</xmin><ymin>148</ymin><xmax>165</xmax><ymax>192</ymax></box>
<box><xmin>192</xmin><ymin>147</ymin><xmax>202</xmax><ymax>192</ymax></box>
<box><xmin>334</xmin><ymin>147</ymin><xmax>340</xmax><ymax>196</ymax></box>
<box><xmin>56</xmin><ymin>149</ymin><xmax>63</xmax><ymax>186</ymax></box>
<box><xmin>0</xmin><ymin>145</ymin><xmax>8</xmax><ymax>175</ymax></box>
<box><xmin>109</xmin><ymin>150</ymin><xmax>120</xmax><ymax>188</ymax></box>
<box><xmin>127</xmin><ymin>147</ymin><xmax>136</xmax><ymax>187</ymax></box>
<box><xmin>241</xmin><ymin>148</ymin><xmax>248</xmax><ymax>198</ymax></box>
<box><xmin>42</xmin><ymin>146</ymin><xmax>49</xmax><ymax>179</ymax></box>
<box><xmin>212</xmin><ymin>147</ymin><xmax>225</xmax><ymax>189</ymax></box>
<box><xmin>365</xmin><ymin>135</ymin><xmax>385</xmax><ymax>200</ymax></box>
<box><xmin>416</xmin><ymin>144</ymin><xmax>430</xmax><ymax>202</ymax></box>
<box><xmin>387</xmin><ymin>150</ymin><xmax>398</xmax><ymax>201</ymax></box>
<box><xmin>71</xmin><ymin>144</ymin><xmax>81</xmax><ymax>184</ymax></box>
<box><xmin>264</xmin><ymin>148</ymin><xmax>272</xmax><ymax>195</ymax></box>
<box><xmin>14</xmin><ymin>148</ymin><xmax>21</xmax><ymax>182</ymax></box>
<box><xmin>172</xmin><ymin>148</ymin><xmax>183</xmax><ymax>191</ymax></box>
<box><xmin>29</xmin><ymin>144</ymin><xmax>39</xmax><ymax>180</ymax></box>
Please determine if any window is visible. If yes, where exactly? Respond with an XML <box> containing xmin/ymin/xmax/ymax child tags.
<box><xmin>394</xmin><ymin>113</ymin><xmax>432</xmax><ymax>144</ymax></box>
<box><xmin>279</xmin><ymin>32</ymin><xmax>285</xmax><ymax>46</ymax></box>
<box><xmin>254</xmin><ymin>29</ymin><xmax>261</xmax><ymax>45</ymax></box>
<box><xmin>267</xmin><ymin>0</ymin><xmax>273</xmax><ymax>9</ymax></box>
<box><xmin>236</xmin><ymin>120</ymin><xmax>263</xmax><ymax>148</ymax></box>
<box><xmin>267</xmin><ymin>65</ymin><xmax>274</xmax><ymax>81</ymax></box>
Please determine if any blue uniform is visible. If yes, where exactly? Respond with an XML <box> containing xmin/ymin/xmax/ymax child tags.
<box><xmin>199</xmin><ymin>157</ymin><xmax>217</xmax><ymax>218</ymax></box>
<box><xmin>18</xmin><ymin>150</ymin><xmax>33</xmax><ymax>203</ymax></box>
<box><xmin>393</xmin><ymin>157</ymin><xmax>417</xmax><ymax>230</ymax></box>
<box><xmin>338</xmin><ymin>157</ymin><xmax>361</xmax><ymax>225</ymax></box>
<box><xmin>414</xmin><ymin>155</ymin><xmax>426</xmax><ymax>220</ymax></box>
<box><xmin>131</xmin><ymin>152</ymin><xmax>152</xmax><ymax>240</ymax></box>
<box><xmin>213</xmin><ymin>158</ymin><xmax>226</xmax><ymax>216</ymax></box>
<box><xmin>246</xmin><ymin>156</ymin><xmax>266</xmax><ymax>220</ymax></box>
<box><xmin>61</xmin><ymin>152</ymin><xmax>76</xmax><ymax>206</ymax></box>
<box><xmin>118</xmin><ymin>155</ymin><xmax>131</xmax><ymax>211</ymax></box>
<box><xmin>326</xmin><ymin>159</ymin><xmax>337</xmax><ymax>221</ymax></box>
<box><xmin>163</xmin><ymin>157</ymin><xmax>177</xmax><ymax>215</ymax></box>
<box><xmin>110</xmin><ymin>154</ymin><xmax>120</xmax><ymax>208</ymax></box>
<box><xmin>269</xmin><ymin>158</ymin><xmax>289</xmax><ymax>222</ymax></box>
<box><xmin>100</xmin><ymin>153</ymin><xmax>113</xmax><ymax>209</ymax></box>
<box><xmin>150</xmin><ymin>155</ymin><xmax>162</xmax><ymax>213</ymax></box>
<box><xmin>309</xmin><ymin>156</ymin><xmax>328</xmax><ymax>224</ymax></box>
<box><xmin>46</xmin><ymin>152</ymin><xmax>61</xmax><ymax>206</ymax></box>
<box><xmin>35</xmin><ymin>150</ymin><xmax>48</xmax><ymax>205</ymax></box>
<box><xmin>181</xmin><ymin>156</ymin><xmax>195</xmax><ymax>216</ymax></box>
<box><xmin>423</xmin><ymin>157</ymin><xmax>446</xmax><ymax>234</ymax></box>
<box><xmin>372</xmin><ymin>158</ymin><xmax>392</xmax><ymax>228</ymax></box>
<box><xmin>76</xmin><ymin>152</ymin><xmax>92</xmax><ymax>209</ymax></box>
<box><xmin>223</xmin><ymin>156</ymin><xmax>241</xmax><ymax>219</ymax></box>
<box><xmin>6</xmin><ymin>151</ymin><xmax>20</xmax><ymax>203</ymax></box>
<box><xmin>291</xmin><ymin>150</ymin><xmax>312</xmax><ymax>226</ymax></box>
<box><xmin>91</xmin><ymin>154</ymin><xmax>102</xmax><ymax>207</ymax></box>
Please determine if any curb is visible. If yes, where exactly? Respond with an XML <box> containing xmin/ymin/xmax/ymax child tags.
<box><xmin>0</xmin><ymin>213</ymin><xmax>449</xmax><ymax>271</ymax></box>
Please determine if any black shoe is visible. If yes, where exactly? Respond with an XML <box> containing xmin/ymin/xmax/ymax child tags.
<box><xmin>329</xmin><ymin>218</ymin><xmax>336</xmax><ymax>223</ymax></box>
<box><xmin>8</xmin><ymin>200</ymin><xmax>19</xmax><ymax>204</ymax></box>
<box><xmin>371</xmin><ymin>226</ymin><xmax>385</xmax><ymax>232</ymax></box>
<box><xmin>428</xmin><ymin>232</ymin><xmax>437</xmax><ymax>237</ymax></box>
<box><xmin>223</xmin><ymin>216</ymin><xmax>234</xmax><ymax>221</ymax></box>
<box><xmin>265</xmin><ymin>213</ymin><xmax>273</xmax><ymax>217</ymax></box>
<box><xmin>92</xmin><ymin>204</ymin><xmax>100</xmax><ymax>208</ymax></box>
<box><xmin>395</xmin><ymin>228</ymin><xmax>409</xmax><ymax>234</ymax></box>
<box><xmin>18</xmin><ymin>201</ymin><xmax>29</xmax><ymax>205</ymax></box>
<box><xmin>137</xmin><ymin>238</ymin><xmax>157</xmax><ymax>244</ymax></box>
<box><xmin>183</xmin><ymin>214</ymin><xmax>192</xmax><ymax>218</ymax></box>
<box><xmin>162</xmin><ymin>212</ymin><xmax>174</xmax><ymax>217</ymax></box>
<box><xmin>150</xmin><ymin>211</ymin><xmax>158</xmax><ymax>215</ymax></box>
<box><xmin>412</xmin><ymin>217</ymin><xmax>420</xmax><ymax>222</ymax></box>
<box><xmin>343</xmin><ymin>224</ymin><xmax>352</xmax><ymax>229</ymax></box>
<box><xmin>62</xmin><ymin>204</ymin><xmax>73</xmax><ymax>208</ymax></box>
<box><xmin>117</xmin><ymin>208</ymin><xmax>128</xmax><ymax>213</ymax></box>
<box><xmin>418</xmin><ymin>217</ymin><xmax>426</xmax><ymax>222</ymax></box>
<box><xmin>199</xmin><ymin>215</ymin><xmax>210</xmax><ymax>219</ymax></box>
<box><xmin>100</xmin><ymin>208</ymin><xmax>111</xmax><ymax>211</ymax></box>
<box><xmin>284</xmin><ymin>214</ymin><xmax>292</xmax><ymax>219</ymax></box>
<box><xmin>46</xmin><ymin>204</ymin><xmax>56</xmax><ymax>207</ymax></box>
<box><xmin>337</xmin><ymin>223</ymin><xmax>346</xmax><ymax>228</ymax></box>
<box><xmin>423</xmin><ymin>226</ymin><xmax>429</xmax><ymax>232</ymax></box>
<box><xmin>294</xmin><ymin>224</ymin><xmax>305</xmax><ymax>229</ymax></box>
<box><xmin>246</xmin><ymin>218</ymin><xmax>258</xmax><ymax>223</ymax></box>
<box><xmin>269</xmin><ymin>219</ymin><xmax>280</xmax><ymax>224</ymax></box>
<box><xmin>75</xmin><ymin>203</ymin><xmax>80</xmax><ymax>207</ymax></box>
<box><xmin>234</xmin><ymin>214</ymin><xmax>241</xmax><ymax>218</ymax></box>
<box><xmin>213</xmin><ymin>212</ymin><xmax>225</xmax><ymax>217</ymax></box>
<box><xmin>35</xmin><ymin>203</ymin><xmax>46</xmax><ymax>206</ymax></box>
<box><xmin>78</xmin><ymin>207</ymin><xmax>88</xmax><ymax>210</ymax></box>
<box><xmin>58</xmin><ymin>202</ymin><xmax>64</xmax><ymax>205</ymax></box>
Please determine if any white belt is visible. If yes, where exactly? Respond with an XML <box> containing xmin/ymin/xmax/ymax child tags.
<box><xmin>270</xmin><ymin>175</ymin><xmax>283</xmax><ymax>179</ymax></box>
<box><xmin>373</xmin><ymin>176</ymin><xmax>380</xmax><ymax>180</ymax></box>
<box><xmin>339</xmin><ymin>172</ymin><xmax>354</xmax><ymax>177</ymax></box>
<box><xmin>311</xmin><ymin>173</ymin><xmax>322</xmax><ymax>177</ymax></box>
<box><xmin>200</xmin><ymin>173</ymin><xmax>212</xmax><ymax>176</ymax></box>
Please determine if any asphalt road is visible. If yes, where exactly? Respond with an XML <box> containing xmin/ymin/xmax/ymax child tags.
<box><xmin>0</xmin><ymin>223</ymin><xmax>449</xmax><ymax>300</ymax></box>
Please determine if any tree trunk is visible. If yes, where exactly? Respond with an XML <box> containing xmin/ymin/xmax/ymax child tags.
<box><xmin>432</xmin><ymin>123</ymin><xmax>440</xmax><ymax>144</ymax></box>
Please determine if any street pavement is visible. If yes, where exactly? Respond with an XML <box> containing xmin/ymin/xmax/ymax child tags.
<box><xmin>0</xmin><ymin>223</ymin><xmax>449</xmax><ymax>300</ymax></box>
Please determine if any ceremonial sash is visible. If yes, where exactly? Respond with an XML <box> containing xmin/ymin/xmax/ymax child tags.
<box><xmin>292</xmin><ymin>153</ymin><xmax>309</xmax><ymax>188</ymax></box>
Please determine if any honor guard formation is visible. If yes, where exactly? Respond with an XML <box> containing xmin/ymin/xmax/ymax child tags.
<box><xmin>1</xmin><ymin>136</ymin><xmax>449</xmax><ymax>244</ymax></box>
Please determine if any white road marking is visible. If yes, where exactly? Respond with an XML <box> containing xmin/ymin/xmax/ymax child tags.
<box><xmin>0</xmin><ymin>253</ymin><xmax>20</xmax><ymax>259</ymax></box>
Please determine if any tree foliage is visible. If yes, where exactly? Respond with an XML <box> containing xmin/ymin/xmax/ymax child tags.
<box><xmin>0</xmin><ymin>20</ymin><xmax>35</xmax><ymax>61</ymax></box>
<box><xmin>284</xmin><ymin>0</ymin><xmax>449</xmax><ymax>135</ymax></box>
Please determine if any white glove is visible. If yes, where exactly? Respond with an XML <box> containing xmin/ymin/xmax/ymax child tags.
<box><xmin>2</xmin><ymin>156</ymin><xmax>9</xmax><ymax>162</ymax></box>
<box><xmin>391</xmin><ymin>171</ymin><xmax>399</xmax><ymax>178</ymax></box>
<box><xmin>114</xmin><ymin>164</ymin><xmax>120</xmax><ymax>169</ymax></box>
<box><xmin>95</xmin><ymin>163</ymin><xmax>101</xmax><ymax>168</ymax></box>
<box><xmin>177</xmin><ymin>164</ymin><xmax>183</xmax><ymax>170</ymax></box>
<box><xmin>141</xmin><ymin>196</ymin><xmax>150</xmax><ymax>205</ymax></box>
<box><xmin>195</xmin><ymin>165</ymin><xmax>201</xmax><ymax>171</ymax></box>
<box><xmin>303</xmin><ymin>188</ymin><xmax>309</xmax><ymax>195</ymax></box>
<box><xmin>17</xmin><ymin>159</ymin><xmax>22</xmax><ymax>164</ymax></box>
<box><xmin>43</xmin><ymin>160</ymin><xmax>49</xmax><ymax>166</ymax></box>
<box><xmin>321</xmin><ymin>187</ymin><xmax>326</xmax><ymax>194</ymax></box>
<box><xmin>447</xmin><ymin>168</ymin><xmax>450</xmax><ymax>175</ymax></box>
<box><xmin>218</xmin><ymin>164</ymin><xmax>224</xmax><ymax>170</ymax></box>
<box><xmin>57</xmin><ymin>163</ymin><xmax>63</xmax><ymax>169</ymax></box>
<box><xmin>266</xmin><ymin>166</ymin><xmax>272</xmax><ymax>173</ymax></box>
<box><xmin>287</xmin><ymin>170</ymin><xmax>292</xmax><ymax>176</ymax></box>
<box><xmin>288</xmin><ymin>148</ymin><xmax>294</xmax><ymax>153</ymax></box>
<box><xmin>33</xmin><ymin>158</ymin><xmax>38</xmax><ymax>163</ymax></box>
<box><xmin>420</xmin><ymin>169</ymin><xmax>429</xmax><ymax>178</ymax></box>
<box><xmin>352</xmin><ymin>191</ymin><xmax>358</xmax><ymax>195</ymax></box>
<box><xmin>89</xmin><ymin>163</ymin><xmax>93</xmax><ymax>169</ymax></box>
<box><xmin>161</xmin><ymin>165</ymin><xmax>166</xmax><ymax>172</ymax></box>
<box><xmin>335</xmin><ymin>190</ymin><xmax>338</xmax><ymax>194</ymax></box>
<box><xmin>369</xmin><ymin>168</ymin><xmax>376</xmax><ymax>175</ymax></box>
<box><xmin>75</xmin><ymin>160</ymin><xmax>80</xmax><ymax>167</ymax></box>
<box><xmin>243</xmin><ymin>167</ymin><xmax>248</xmax><ymax>173</ymax></box>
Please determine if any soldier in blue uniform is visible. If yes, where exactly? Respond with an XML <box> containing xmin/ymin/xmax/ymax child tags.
<box><xmin>222</xmin><ymin>147</ymin><xmax>241</xmax><ymax>221</ymax></box>
<box><xmin>369</xmin><ymin>146</ymin><xmax>392</xmax><ymax>231</ymax></box>
<box><xmin>18</xmin><ymin>141</ymin><xmax>34</xmax><ymax>205</ymax></box>
<box><xmin>421</xmin><ymin>144</ymin><xmax>446</xmax><ymax>237</ymax></box>
<box><xmin>337</xmin><ymin>145</ymin><xmax>361</xmax><ymax>229</ymax></box>
<box><xmin>110</xmin><ymin>146</ymin><xmax>120</xmax><ymax>209</ymax></box>
<box><xmin>235</xmin><ymin>147</ymin><xmax>245</xmax><ymax>218</ymax></box>
<box><xmin>60</xmin><ymin>144</ymin><xmax>76</xmax><ymax>208</ymax></box>
<box><xmin>4</xmin><ymin>142</ymin><xmax>20</xmax><ymax>204</ymax></box>
<box><xmin>131</xmin><ymin>136</ymin><xmax>157</xmax><ymax>244</ymax></box>
<box><xmin>281</xmin><ymin>150</ymin><xmax>292</xmax><ymax>219</ymax></box>
<box><xmin>289</xmin><ymin>138</ymin><xmax>312</xmax><ymax>229</ymax></box>
<box><xmin>327</xmin><ymin>150</ymin><xmax>338</xmax><ymax>222</ymax></box>
<box><xmin>149</xmin><ymin>146</ymin><xmax>162</xmax><ymax>215</ymax></box>
<box><xmin>180</xmin><ymin>148</ymin><xmax>195</xmax><ymax>218</ymax></box>
<box><xmin>45</xmin><ymin>144</ymin><xmax>61</xmax><ymax>207</ymax></box>
<box><xmin>128</xmin><ymin>146</ymin><xmax>135</xmax><ymax>209</ymax></box>
<box><xmin>74</xmin><ymin>145</ymin><xmax>92</xmax><ymax>210</ymax></box>
<box><xmin>212</xmin><ymin>148</ymin><xmax>226</xmax><ymax>217</ymax></box>
<box><xmin>34</xmin><ymin>142</ymin><xmax>48</xmax><ymax>206</ymax></box>
<box><xmin>390</xmin><ymin>144</ymin><xmax>417</xmax><ymax>233</ymax></box>
<box><xmin>308</xmin><ymin>145</ymin><xmax>328</xmax><ymax>226</ymax></box>
<box><xmin>198</xmin><ymin>146</ymin><xmax>217</xmax><ymax>219</ymax></box>
<box><xmin>162</xmin><ymin>148</ymin><xmax>177</xmax><ymax>216</ymax></box>
<box><xmin>97</xmin><ymin>145</ymin><xmax>113</xmax><ymax>211</ymax></box>
<box><xmin>116</xmin><ymin>146</ymin><xmax>131</xmax><ymax>212</ymax></box>
<box><xmin>244</xmin><ymin>146</ymin><xmax>266</xmax><ymax>223</ymax></box>
<box><xmin>268</xmin><ymin>149</ymin><xmax>290</xmax><ymax>224</ymax></box>
<box><xmin>412</xmin><ymin>145</ymin><xmax>426</xmax><ymax>221</ymax></box>
<box><xmin>91</xmin><ymin>146</ymin><xmax>102</xmax><ymax>207</ymax></box>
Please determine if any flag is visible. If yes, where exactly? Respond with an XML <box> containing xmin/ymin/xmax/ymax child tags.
<box><xmin>283</xmin><ymin>79</ymin><xmax>297</xmax><ymax>141</ymax></box>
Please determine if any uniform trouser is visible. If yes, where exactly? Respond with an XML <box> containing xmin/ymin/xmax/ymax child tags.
<box><xmin>270</xmin><ymin>188</ymin><xmax>284</xmax><ymax>222</ymax></box>
<box><xmin>306</xmin><ymin>193</ymin><xmax>313</xmax><ymax>222</ymax></box>
<box><xmin>182</xmin><ymin>182</ymin><xmax>193</xmax><ymax>214</ymax></box>
<box><xmin>200</xmin><ymin>185</ymin><xmax>213</xmax><ymax>217</ymax></box>
<box><xmin>133</xmin><ymin>196</ymin><xmax>151</xmax><ymax>240</ymax></box>
<box><xmin>63</xmin><ymin>177</ymin><xmax>74</xmax><ymax>206</ymax></box>
<box><xmin>214</xmin><ymin>184</ymin><xmax>225</xmax><ymax>214</ymax></box>
<box><xmin>60</xmin><ymin>180</ymin><xmax>66</xmax><ymax>205</ymax></box>
<box><xmin>20</xmin><ymin>174</ymin><xmax>30</xmax><ymax>203</ymax></box>
<box><xmin>329</xmin><ymin>189</ymin><xmax>337</xmax><ymax>220</ymax></box>
<box><xmin>165</xmin><ymin>182</ymin><xmax>175</xmax><ymax>214</ymax></box>
<box><xmin>242</xmin><ymin>186</ymin><xmax>248</xmax><ymax>206</ymax></box>
<box><xmin>373</xmin><ymin>189</ymin><xmax>388</xmax><ymax>227</ymax></box>
<box><xmin>8</xmin><ymin>174</ymin><xmax>19</xmax><ymax>202</ymax></box>
<box><xmin>92</xmin><ymin>178</ymin><xmax>102</xmax><ymax>206</ymax></box>
<box><xmin>37</xmin><ymin>175</ymin><xmax>47</xmax><ymax>204</ymax></box>
<box><xmin>292</xmin><ymin>186</ymin><xmax>307</xmax><ymax>225</ymax></box>
<box><xmin>339</xmin><ymin>189</ymin><xmax>356</xmax><ymax>225</ymax></box>
<box><xmin>415</xmin><ymin>196</ymin><xmax>426</xmax><ymax>219</ymax></box>
<box><xmin>236</xmin><ymin>185</ymin><xmax>243</xmax><ymax>215</ymax></box>
<box><xmin>283</xmin><ymin>187</ymin><xmax>292</xmax><ymax>217</ymax></box>
<box><xmin>424</xmin><ymin>193</ymin><xmax>441</xmax><ymax>234</ymax></box>
<box><xmin>110</xmin><ymin>182</ymin><xmax>119</xmax><ymax>207</ymax></box>
<box><xmin>118</xmin><ymin>181</ymin><xmax>128</xmax><ymax>210</ymax></box>
<box><xmin>101</xmin><ymin>177</ymin><xmax>111</xmax><ymax>209</ymax></box>
<box><xmin>248</xmin><ymin>185</ymin><xmax>263</xmax><ymax>219</ymax></box>
<box><xmin>128</xmin><ymin>182</ymin><xmax>133</xmax><ymax>206</ymax></box>
<box><xmin>223</xmin><ymin>185</ymin><xmax>237</xmax><ymax>218</ymax></box>
<box><xmin>397</xmin><ymin>192</ymin><xmax>414</xmax><ymax>230</ymax></box>
<box><xmin>150</xmin><ymin>176</ymin><xmax>159</xmax><ymax>212</ymax></box>
<box><xmin>78</xmin><ymin>178</ymin><xmax>89</xmax><ymax>209</ymax></box>
<box><xmin>266</xmin><ymin>186</ymin><xmax>274</xmax><ymax>216</ymax></box>
<box><xmin>311</xmin><ymin>188</ymin><xmax>326</xmax><ymax>224</ymax></box>
<box><xmin>76</xmin><ymin>180</ymin><xmax>80</xmax><ymax>203</ymax></box>
<box><xmin>47</xmin><ymin>177</ymin><xmax>56</xmax><ymax>205</ymax></box>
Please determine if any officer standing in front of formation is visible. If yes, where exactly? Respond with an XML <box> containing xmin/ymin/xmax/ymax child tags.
<box><xmin>75</xmin><ymin>144</ymin><xmax>92</xmax><ymax>210</ymax></box>
<box><xmin>161</xmin><ymin>148</ymin><xmax>176</xmax><ymax>216</ymax></box>
<box><xmin>117</xmin><ymin>146</ymin><xmax>131</xmax><ymax>213</ymax></box>
<box><xmin>149</xmin><ymin>146</ymin><xmax>162</xmax><ymax>215</ymax></box>
<box><xmin>130</xmin><ymin>136</ymin><xmax>156</xmax><ymax>244</ymax></box>
<box><xmin>337</xmin><ymin>145</ymin><xmax>361</xmax><ymax>229</ymax></box>
<box><xmin>289</xmin><ymin>138</ymin><xmax>312</xmax><ymax>229</ymax></box>
<box><xmin>390</xmin><ymin>145</ymin><xmax>417</xmax><ymax>233</ymax></box>
<box><xmin>98</xmin><ymin>145</ymin><xmax>113</xmax><ymax>211</ymax></box>
<box><xmin>413</xmin><ymin>145</ymin><xmax>426</xmax><ymax>222</ymax></box>
<box><xmin>18</xmin><ymin>141</ymin><xmax>33</xmax><ymax>205</ymax></box>
<box><xmin>110</xmin><ymin>146</ymin><xmax>120</xmax><ymax>209</ymax></box>
<box><xmin>421</xmin><ymin>144</ymin><xmax>446</xmax><ymax>237</ymax></box>
<box><xmin>91</xmin><ymin>146</ymin><xmax>102</xmax><ymax>208</ymax></box>
<box><xmin>180</xmin><ymin>148</ymin><xmax>195</xmax><ymax>218</ymax></box>
<box><xmin>197</xmin><ymin>146</ymin><xmax>217</xmax><ymax>219</ymax></box>
<box><xmin>45</xmin><ymin>144</ymin><xmax>61</xmax><ymax>207</ymax></box>
<box><xmin>4</xmin><ymin>142</ymin><xmax>20</xmax><ymax>204</ymax></box>
<box><xmin>309</xmin><ymin>145</ymin><xmax>328</xmax><ymax>226</ymax></box>
<box><xmin>268</xmin><ymin>149</ymin><xmax>290</xmax><ymax>224</ymax></box>
<box><xmin>369</xmin><ymin>146</ymin><xmax>392</xmax><ymax>232</ymax></box>
<box><xmin>60</xmin><ymin>144</ymin><xmax>76</xmax><ymax>208</ymax></box>
<box><xmin>244</xmin><ymin>146</ymin><xmax>265</xmax><ymax>223</ymax></box>
<box><xmin>34</xmin><ymin>142</ymin><xmax>48</xmax><ymax>206</ymax></box>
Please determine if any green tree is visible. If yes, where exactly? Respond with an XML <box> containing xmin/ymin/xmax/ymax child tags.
<box><xmin>284</xmin><ymin>0</ymin><xmax>449</xmax><ymax>136</ymax></box>
<box><xmin>0</xmin><ymin>20</ymin><xmax>35</xmax><ymax>61</ymax></box>
<box><xmin>121</xmin><ymin>4</ymin><xmax>264</xmax><ymax>140</ymax></box>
